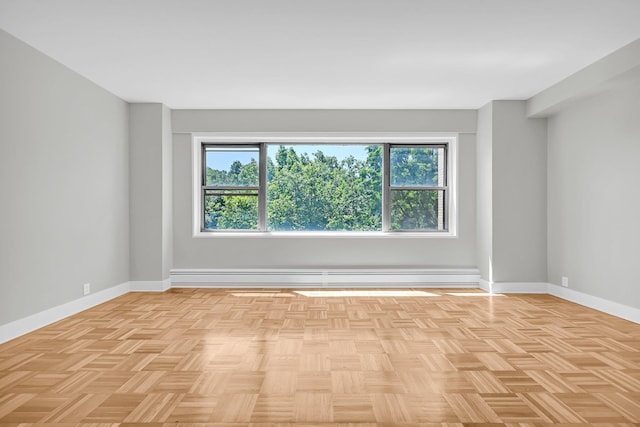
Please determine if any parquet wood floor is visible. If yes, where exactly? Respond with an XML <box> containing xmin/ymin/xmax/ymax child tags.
<box><xmin>1</xmin><ymin>288</ymin><xmax>640</xmax><ymax>426</ymax></box>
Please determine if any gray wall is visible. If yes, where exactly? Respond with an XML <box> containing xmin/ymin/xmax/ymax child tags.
<box><xmin>129</xmin><ymin>104</ymin><xmax>163</xmax><ymax>281</ymax></box>
<box><xmin>161</xmin><ymin>105</ymin><xmax>173</xmax><ymax>279</ymax></box>
<box><xmin>0</xmin><ymin>30</ymin><xmax>129</xmax><ymax>324</ymax></box>
<box><xmin>129</xmin><ymin>103</ymin><xmax>173</xmax><ymax>281</ymax></box>
<box><xmin>475</xmin><ymin>101</ymin><xmax>547</xmax><ymax>284</ymax></box>
<box><xmin>476</xmin><ymin>103</ymin><xmax>493</xmax><ymax>281</ymax></box>
<box><xmin>547</xmin><ymin>77</ymin><xmax>640</xmax><ymax>308</ymax></box>
<box><xmin>172</xmin><ymin>109</ymin><xmax>477</xmax><ymax>134</ymax></box>
<box><xmin>491</xmin><ymin>101</ymin><xmax>547</xmax><ymax>282</ymax></box>
<box><xmin>172</xmin><ymin>110</ymin><xmax>477</xmax><ymax>269</ymax></box>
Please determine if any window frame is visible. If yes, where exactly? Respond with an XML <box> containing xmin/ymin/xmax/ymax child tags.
<box><xmin>385</xmin><ymin>144</ymin><xmax>449</xmax><ymax>232</ymax></box>
<box><xmin>201</xmin><ymin>144</ymin><xmax>264</xmax><ymax>231</ymax></box>
<box><xmin>192</xmin><ymin>133</ymin><xmax>458</xmax><ymax>238</ymax></box>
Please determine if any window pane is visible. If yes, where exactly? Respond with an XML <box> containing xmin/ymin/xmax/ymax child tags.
<box><xmin>205</xmin><ymin>146</ymin><xmax>259</xmax><ymax>186</ymax></box>
<box><xmin>266</xmin><ymin>145</ymin><xmax>382</xmax><ymax>231</ymax></box>
<box><xmin>204</xmin><ymin>190</ymin><xmax>258</xmax><ymax>230</ymax></box>
<box><xmin>390</xmin><ymin>147</ymin><xmax>445</xmax><ymax>187</ymax></box>
<box><xmin>390</xmin><ymin>190</ymin><xmax>445</xmax><ymax>231</ymax></box>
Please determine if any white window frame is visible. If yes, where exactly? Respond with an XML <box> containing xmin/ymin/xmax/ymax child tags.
<box><xmin>192</xmin><ymin>132</ymin><xmax>458</xmax><ymax>238</ymax></box>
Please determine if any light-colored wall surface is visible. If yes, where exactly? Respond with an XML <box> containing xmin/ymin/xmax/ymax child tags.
<box><xmin>547</xmin><ymin>77</ymin><xmax>640</xmax><ymax>308</ymax></box>
<box><xmin>129</xmin><ymin>104</ymin><xmax>163</xmax><ymax>281</ymax></box>
<box><xmin>0</xmin><ymin>30</ymin><xmax>129</xmax><ymax>325</ymax></box>
<box><xmin>475</xmin><ymin>101</ymin><xmax>547</xmax><ymax>284</ymax></box>
<box><xmin>527</xmin><ymin>38</ymin><xmax>640</xmax><ymax>118</ymax></box>
<box><xmin>491</xmin><ymin>101</ymin><xmax>547</xmax><ymax>282</ymax></box>
<box><xmin>172</xmin><ymin>110</ymin><xmax>477</xmax><ymax>269</ymax></box>
<box><xmin>162</xmin><ymin>105</ymin><xmax>173</xmax><ymax>279</ymax></box>
<box><xmin>172</xmin><ymin>110</ymin><xmax>477</xmax><ymax>134</ymax></box>
<box><xmin>129</xmin><ymin>103</ymin><xmax>173</xmax><ymax>281</ymax></box>
<box><xmin>476</xmin><ymin>103</ymin><xmax>493</xmax><ymax>281</ymax></box>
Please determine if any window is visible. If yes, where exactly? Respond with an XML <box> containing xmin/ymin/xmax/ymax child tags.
<box><xmin>266</xmin><ymin>145</ymin><xmax>382</xmax><ymax>232</ymax></box>
<box><xmin>194</xmin><ymin>134</ymin><xmax>456</xmax><ymax>235</ymax></box>
<box><xmin>388</xmin><ymin>145</ymin><xmax>447</xmax><ymax>231</ymax></box>
<box><xmin>202</xmin><ymin>145</ymin><xmax>261</xmax><ymax>230</ymax></box>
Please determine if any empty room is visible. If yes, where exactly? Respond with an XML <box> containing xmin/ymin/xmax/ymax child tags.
<box><xmin>1</xmin><ymin>0</ymin><xmax>640</xmax><ymax>424</ymax></box>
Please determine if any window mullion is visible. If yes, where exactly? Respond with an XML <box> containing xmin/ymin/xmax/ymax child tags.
<box><xmin>258</xmin><ymin>142</ymin><xmax>267</xmax><ymax>231</ymax></box>
<box><xmin>201</xmin><ymin>143</ymin><xmax>206</xmax><ymax>232</ymax></box>
<box><xmin>382</xmin><ymin>143</ymin><xmax>390</xmax><ymax>232</ymax></box>
<box><xmin>443</xmin><ymin>145</ymin><xmax>448</xmax><ymax>231</ymax></box>
<box><xmin>203</xmin><ymin>185</ymin><xmax>260</xmax><ymax>191</ymax></box>
<box><xmin>388</xmin><ymin>186</ymin><xmax>448</xmax><ymax>191</ymax></box>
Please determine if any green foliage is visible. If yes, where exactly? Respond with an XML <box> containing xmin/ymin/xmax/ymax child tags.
<box><xmin>390</xmin><ymin>147</ymin><xmax>442</xmax><ymax>187</ymax></box>
<box><xmin>204</xmin><ymin>192</ymin><xmax>258</xmax><ymax>230</ymax></box>
<box><xmin>204</xmin><ymin>154</ymin><xmax>260</xmax><ymax>230</ymax></box>
<box><xmin>206</xmin><ymin>158</ymin><xmax>258</xmax><ymax>186</ymax></box>
<box><xmin>267</xmin><ymin>146</ymin><xmax>381</xmax><ymax>231</ymax></box>
<box><xmin>390</xmin><ymin>190</ymin><xmax>441</xmax><ymax>230</ymax></box>
<box><xmin>204</xmin><ymin>144</ymin><xmax>444</xmax><ymax>231</ymax></box>
<box><xmin>389</xmin><ymin>147</ymin><xmax>444</xmax><ymax>230</ymax></box>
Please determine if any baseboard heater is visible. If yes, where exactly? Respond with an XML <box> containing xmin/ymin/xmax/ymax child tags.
<box><xmin>170</xmin><ymin>268</ymin><xmax>481</xmax><ymax>288</ymax></box>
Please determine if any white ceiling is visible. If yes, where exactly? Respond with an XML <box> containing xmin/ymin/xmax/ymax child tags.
<box><xmin>1</xmin><ymin>0</ymin><xmax>639</xmax><ymax>109</ymax></box>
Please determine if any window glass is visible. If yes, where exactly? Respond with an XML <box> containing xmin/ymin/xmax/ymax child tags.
<box><xmin>204</xmin><ymin>189</ymin><xmax>259</xmax><ymax>230</ymax></box>
<box><xmin>390</xmin><ymin>189</ymin><xmax>445</xmax><ymax>231</ymax></box>
<box><xmin>390</xmin><ymin>147</ymin><xmax>445</xmax><ymax>187</ymax></box>
<box><xmin>203</xmin><ymin>146</ymin><xmax>260</xmax><ymax>230</ymax></box>
<box><xmin>266</xmin><ymin>145</ymin><xmax>382</xmax><ymax>231</ymax></box>
<box><xmin>199</xmin><ymin>141</ymin><xmax>452</xmax><ymax>233</ymax></box>
<box><xmin>205</xmin><ymin>146</ymin><xmax>259</xmax><ymax>186</ymax></box>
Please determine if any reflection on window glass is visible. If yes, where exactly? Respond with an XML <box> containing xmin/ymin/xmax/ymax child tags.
<box><xmin>390</xmin><ymin>190</ymin><xmax>445</xmax><ymax>230</ymax></box>
<box><xmin>205</xmin><ymin>146</ymin><xmax>259</xmax><ymax>186</ymax></box>
<box><xmin>266</xmin><ymin>145</ymin><xmax>382</xmax><ymax>231</ymax></box>
<box><xmin>204</xmin><ymin>190</ymin><xmax>258</xmax><ymax>230</ymax></box>
<box><xmin>390</xmin><ymin>147</ymin><xmax>445</xmax><ymax>187</ymax></box>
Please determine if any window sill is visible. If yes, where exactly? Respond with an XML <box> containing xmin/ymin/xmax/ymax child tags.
<box><xmin>193</xmin><ymin>230</ymin><xmax>458</xmax><ymax>239</ymax></box>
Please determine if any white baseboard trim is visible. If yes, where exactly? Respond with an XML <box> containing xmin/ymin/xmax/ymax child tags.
<box><xmin>476</xmin><ymin>279</ymin><xmax>549</xmax><ymax>295</ymax></box>
<box><xmin>490</xmin><ymin>282</ymin><xmax>549</xmax><ymax>294</ymax></box>
<box><xmin>478</xmin><ymin>279</ymin><xmax>491</xmax><ymax>292</ymax></box>
<box><xmin>129</xmin><ymin>278</ymin><xmax>171</xmax><ymax>292</ymax></box>
<box><xmin>170</xmin><ymin>268</ymin><xmax>481</xmax><ymax>288</ymax></box>
<box><xmin>0</xmin><ymin>282</ymin><xmax>130</xmax><ymax>344</ymax></box>
<box><xmin>4</xmin><ymin>276</ymin><xmax>638</xmax><ymax>344</ymax></box>
<box><xmin>548</xmin><ymin>283</ymin><xmax>640</xmax><ymax>324</ymax></box>
<box><xmin>484</xmin><ymin>281</ymin><xmax>640</xmax><ymax>324</ymax></box>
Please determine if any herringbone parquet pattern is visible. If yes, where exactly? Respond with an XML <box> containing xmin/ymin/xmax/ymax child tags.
<box><xmin>1</xmin><ymin>288</ymin><xmax>640</xmax><ymax>426</ymax></box>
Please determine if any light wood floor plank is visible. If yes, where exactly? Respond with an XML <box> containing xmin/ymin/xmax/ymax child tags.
<box><xmin>0</xmin><ymin>288</ymin><xmax>639</xmax><ymax>425</ymax></box>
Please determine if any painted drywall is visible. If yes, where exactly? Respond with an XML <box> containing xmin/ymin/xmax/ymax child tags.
<box><xmin>528</xmin><ymin>38</ymin><xmax>640</xmax><ymax>118</ymax></box>
<box><xmin>491</xmin><ymin>101</ymin><xmax>547</xmax><ymax>283</ymax></box>
<box><xmin>475</xmin><ymin>101</ymin><xmax>547</xmax><ymax>284</ymax></box>
<box><xmin>172</xmin><ymin>110</ymin><xmax>477</xmax><ymax>270</ymax></box>
<box><xmin>0</xmin><ymin>29</ymin><xmax>129</xmax><ymax>325</ymax></box>
<box><xmin>172</xmin><ymin>110</ymin><xmax>477</xmax><ymax>134</ymax></box>
<box><xmin>547</xmin><ymin>77</ymin><xmax>640</xmax><ymax>308</ymax></box>
<box><xmin>162</xmin><ymin>105</ymin><xmax>173</xmax><ymax>279</ymax></box>
<box><xmin>476</xmin><ymin>102</ymin><xmax>493</xmax><ymax>281</ymax></box>
<box><xmin>129</xmin><ymin>104</ymin><xmax>163</xmax><ymax>281</ymax></box>
<box><xmin>129</xmin><ymin>103</ymin><xmax>173</xmax><ymax>281</ymax></box>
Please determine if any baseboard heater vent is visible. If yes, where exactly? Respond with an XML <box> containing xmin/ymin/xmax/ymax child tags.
<box><xmin>170</xmin><ymin>268</ymin><xmax>481</xmax><ymax>288</ymax></box>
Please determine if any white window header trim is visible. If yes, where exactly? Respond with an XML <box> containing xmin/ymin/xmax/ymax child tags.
<box><xmin>193</xmin><ymin>132</ymin><xmax>458</xmax><ymax>144</ymax></box>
